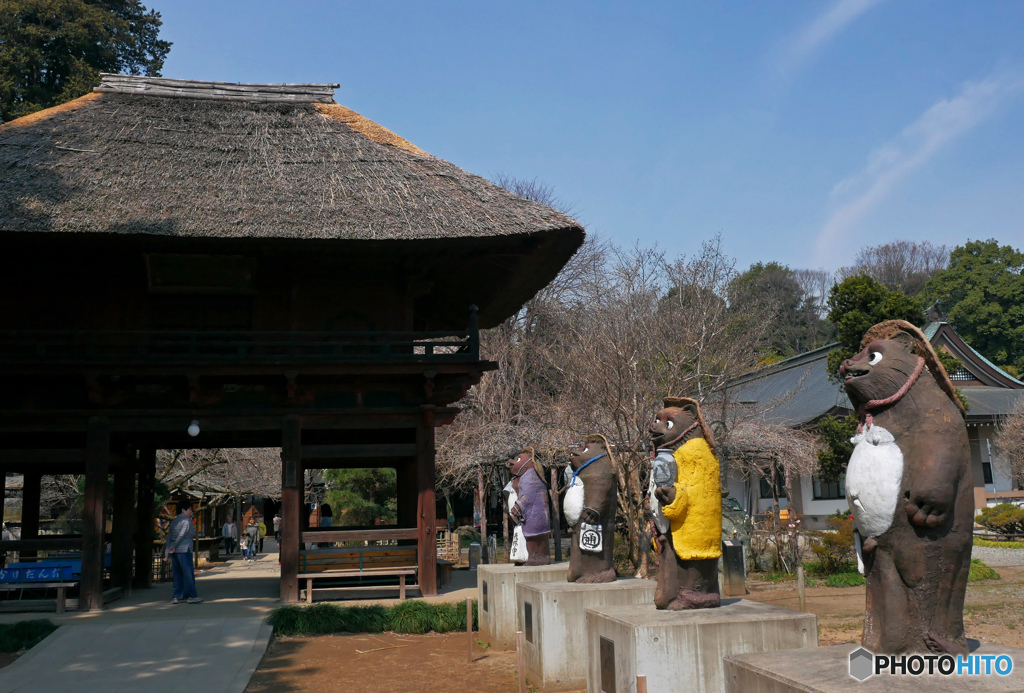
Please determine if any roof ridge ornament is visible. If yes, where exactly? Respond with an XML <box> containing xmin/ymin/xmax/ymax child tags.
<box><xmin>94</xmin><ymin>74</ymin><xmax>339</xmax><ymax>103</ymax></box>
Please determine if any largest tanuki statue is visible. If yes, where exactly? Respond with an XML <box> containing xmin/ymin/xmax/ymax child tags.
<box><xmin>648</xmin><ymin>397</ymin><xmax>722</xmax><ymax>610</ymax></box>
<box><xmin>840</xmin><ymin>320</ymin><xmax>973</xmax><ymax>655</ymax></box>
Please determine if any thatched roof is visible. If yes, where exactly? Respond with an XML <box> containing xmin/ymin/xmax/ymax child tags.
<box><xmin>0</xmin><ymin>75</ymin><xmax>584</xmax><ymax>246</ymax></box>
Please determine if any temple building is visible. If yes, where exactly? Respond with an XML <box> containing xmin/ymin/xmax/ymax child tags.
<box><xmin>0</xmin><ymin>74</ymin><xmax>584</xmax><ymax>607</ymax></box>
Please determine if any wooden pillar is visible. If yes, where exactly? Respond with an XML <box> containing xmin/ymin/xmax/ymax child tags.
<box><xmin>478</xmin><ymin>466</ymin><xmax>488</xmax><ymax>564</ymax></box>
<box><xmin>0</xmin><ymin>466</ymin><xmax>6</xmax><ymax>528</ymax></box>
<box><xmin>417</xmin><ymin>406</ymin><xmax>438</xmax><ymax>596</ymax></box>
<box><xmin>550</xmin><ymin>467</ymin><xmax>563</xmax><ymax>563</ymax></box>
<box><xmin>111</xmin><ymin>461</ymin><xmax>136</xmax><ymax>591</ymax></box>
<box><xmin>20</xmin><ymin>471</ymin><xmax>42</xmax><ymax>559</ymax></box>
<box><xmin>81</xmin><ymin>417</ymin><xmax>110</xmax><ymax>611</ymax></box>
<box><xmin>133</xmin><ymin>447</ymin><xmax>156</xmax><ymax>589</ymax></box>
<box><xmin>280</xmin><ymin>415</ymin><xmax>302</xmax><ymax>602</ymax></box>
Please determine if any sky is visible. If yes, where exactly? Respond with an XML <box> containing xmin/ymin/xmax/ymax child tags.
<box><xmin>158</xmin><ymin>1</ymin><xmax>1024</xmax><ymax>273</ymax></box>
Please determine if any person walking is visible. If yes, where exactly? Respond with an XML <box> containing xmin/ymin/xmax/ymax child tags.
<box><xmin>165</xmin><ymin>502</ymin><xmax>202</xmax><ymax>604</ymax></box>
<box><xmin>245</xmin><ymin>517</ymin><xmax>260</xmax><ymax>560</ymax></box>
<box><xmin>273</xmin><ymin>513</ymin><xmax>281</xmax><ymax>543</ymax></box>
<box><xmin>320</xmin><ymin>503</ymin><xmax>333</xmax><ymax>527</ymax></box>
<box><xmin>257</xmin><ymin>517</ymin><xmax>267</xmax><ymax>553</ymax></box>
<box><xmin>222</xmin><ymin>517</ymin><xmax>237</xmax><ymax>556</ymax></box>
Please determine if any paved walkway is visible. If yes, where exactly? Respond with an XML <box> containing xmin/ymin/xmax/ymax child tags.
<box><xmin>0</xmin><ymin>539</ymin><xmax>482</xmax><ymax>691</ymax></box>
<box><xmin>0</xmin><ymin>541</ymin><xmax>282</xmax><ymax>692</ymax></box>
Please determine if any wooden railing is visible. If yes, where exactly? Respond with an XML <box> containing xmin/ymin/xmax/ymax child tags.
<box><xmin>300</xmin><ymin>528</ymin><xmax>419</xmax><ymax>543</ymax></box>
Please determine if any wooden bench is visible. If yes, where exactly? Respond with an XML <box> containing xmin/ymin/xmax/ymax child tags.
<box><xmin>298</xmin><ymin>545</ymin><xmax>419</xmax><ymax>603</ymax></box>
<box><xmin>0</xmin><ymin>582</ymin><xmax>77</xmax><ymax>614</ymax></box>
<box><xmin>299</xmin><ymin>567</ymin><xmax>417</xmax><ymax>603</ymax></box>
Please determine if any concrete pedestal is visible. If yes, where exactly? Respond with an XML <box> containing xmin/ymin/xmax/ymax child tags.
<box><xmin>519</xmin><ymin>578</ymin><xmax>656</xmax><ymax>690</ymax></box>
<box><xmin>477</xmin><ymin>563</ymin><xmax>568</xmax><ymax>643</ymax></box>
<box><xmin>724</xmin><ymin>643</ymin><xmax>1024</xmax><ymax>693</ymax></box>
<box><xmin>587</xmin><ymin>599</ymin><xmax>817</xmax><ymax>693</ymax></box>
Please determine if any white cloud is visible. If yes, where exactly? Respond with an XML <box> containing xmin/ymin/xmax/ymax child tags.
<box><xmin>779</xmin><ymin>0</ymin><xmax>888</xmax><ymax>74</ymax></box>
<box><xmin>812</xmin><ymin>71</ymin><xmax>1024</xmax><ymax>267</ymax></box>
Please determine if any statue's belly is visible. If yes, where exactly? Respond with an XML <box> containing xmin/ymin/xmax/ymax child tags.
<box><xmin>846</xmin><ymin>425</ymin><xmax>904</xmax><ymax>538</ymax></box>
<box><xmin>563</xmin><ymin>467</ymin><xmax>584</xmax><ymax>527</ymax></box>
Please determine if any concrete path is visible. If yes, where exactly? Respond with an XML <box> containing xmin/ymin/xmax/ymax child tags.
<box><xmin>0</xmin><ymin>540</ymin><xmax>282</xmax><ymax>692</ymax></box>
<box><xmin>0</xmin><ymin>615</ymin><xmax>271</xmax><ymax>693</ymax></box>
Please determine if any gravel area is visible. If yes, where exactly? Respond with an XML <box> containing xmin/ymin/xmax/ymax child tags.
<box><xmin>972</xmin><ymin>545</ymin><xmax>1024</xmax><ymax>567</ymax></box>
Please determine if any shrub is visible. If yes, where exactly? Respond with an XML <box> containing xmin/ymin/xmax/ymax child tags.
<box><xmin>968</xmin><ymin>559</ymin><xmax>1000</xmax><ymax>582</ymax></box>
<box><xmin>810</xmin><ymin>516</ymin><xmax>855</xmax><ymax>575</ymax></box>
<box><xmin>974</xmin><ymin>537</ymin><xmax>1024</xmax><ymax>549</ymax></box>
<box><xmin>976</xmin><ymin>504</ymin><xmax>1024</xmax><ymax>536</ymax></box>
<box><xmin>0</xmin><ymin>620</ymin><xmax>57</xmax><ymax>653</ymax></box>
<box><xmin>268</xmin><ymin>601</ymin><xmax>478</xmax><ymax>636</ymax></box>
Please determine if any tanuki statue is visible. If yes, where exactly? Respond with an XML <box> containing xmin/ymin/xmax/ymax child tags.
<box><xmin>564</xmin><ymin>434</ymin><xmax>617</xmax><ymax>584</ymax></box>
<box><xmin>506</xmin><ymin>448</ymin><xmax>552</xmax><ymax>566</ymax></box>
<box><xmin>841</xmin><ymin>320</ymin><xmax>972</xmax><ymax>655</ymax></box>
<box><xmin>648</xmin><ymin>397</ymin><xmax>722</xmax><ymax>609</ymax></box>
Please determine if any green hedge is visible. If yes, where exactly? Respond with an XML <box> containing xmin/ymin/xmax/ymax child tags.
<box><xmin>0</xmin><ymin>620</ymin><xmax>57</xmax><ymax>653</ymax></box>
<box><xmin>823</xmin><ymin>571</ymin><xmax>866</xmax><ymax>588</ymax></box>
<box><xmin>269</xmin><ymin>600</ymin><xmax>479</xmax><ymax>636</ymax></box>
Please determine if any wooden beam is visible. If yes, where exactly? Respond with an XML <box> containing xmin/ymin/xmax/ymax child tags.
<box><xmin>133</xmin><ymin>448</ymin><xmax>156</xmax><ymax>588</ymax></box>
<box><xmin>0</xmin><ymin>407</ymin><xmax>463</xmax><ymax>434</ymax></box>
<box><xmin>81</xmin><ymin>417</ymin><xmax>109</xmax><ymax>611</ymax></box>
<box><xmin>300</xmin><ymin>528</ymin><xmax>419</xmax><ymax>543</ymax></box>
<box><xmin>0</xmin><ymin>538</ymin><xmax>83</xmax><ymax>552</ymax></box>
<box><xmin>300</xmin><ymin>443</ymin><xmax>417</xmax><ymax>459</ymax></box>
<box><xmin>417</xmin><ymin>406</ymin><xmax>438</xmax><ymax>596</ymax></box>
<box><xmin>20</xmin><ymin>471</ymin><xmax>41</xmax><ymax>559</ymax></box>
<box><xmin>0</xmin><ymin>466</ymin><xmax>6</xmax><ymax>527</ymax></box>
<box><xmin>0</xmin><ymin>450</ymin><xmax>86</xmax><ymax>465</ymax></box>
<box><xmin>280</xmin><ymin>415</ymin><xmax>301</xmax><ymax>603</ymax></box>
<box><xmin>111</xmin><ymin>464</ymin><xmax>136</xmax><ymax>591</ymax></box>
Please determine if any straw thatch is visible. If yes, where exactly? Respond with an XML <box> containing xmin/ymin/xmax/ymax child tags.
<box><xmin>0</xmin><ymin>75</ymin><xmax>584</xmax><ymax>246</ymax></box>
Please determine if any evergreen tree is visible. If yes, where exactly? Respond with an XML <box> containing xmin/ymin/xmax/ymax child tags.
<box><xmin>925</xmin><ymin>239</ymin><xmax>1024</xmax><ymax>376</ymax></box>
<box><xmin>1</xmin><ymin>0</ymin><xmax>171</xmax><ymax>122</ymax></box>
<box><xmin>324</xmin><ymin>468</ymin><xmax>398</xmax><ymax>527</ymax></box>
<box><xmin>824</xmin><ymin>274</ymin><xmax>923</xmax><ymax>379</ymax></box>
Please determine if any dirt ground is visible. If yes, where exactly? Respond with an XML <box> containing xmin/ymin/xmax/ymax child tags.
<box><xmin>245</xmin><ymin>567</ymin><xmax>1024</xmax><ymax>693</ymax></box>
<box><xmin>245</xmin><ymin>631</ymin><xmax>542</xmax><ymax>693</ymax></box>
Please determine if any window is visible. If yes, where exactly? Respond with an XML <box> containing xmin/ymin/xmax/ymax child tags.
<box><xmin>759</xmin><ymin>468</ymin><xmax>787</xmax><ymax>499</ymax></box>
<box><xmin>813</xmin><ymin>475</ymin><xmax>846</xmax><ymax>500</ymax></box>
<box><xmin>983</xmin><ymin>462</ymin><xmax>994</xmax><ymax>485</ymax></box>
<box><xmin>950</xmin><ymin>368</ymin><xmax>974</xmax><ymax>382</ymax></box>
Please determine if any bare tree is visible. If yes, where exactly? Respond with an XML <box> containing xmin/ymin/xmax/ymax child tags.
<box><xmin>994</xmin><ymin>397</ymin><xmax>1024</xmax><ymax>489</ymax></box>
<box><xmin>156</xmin><ymin>447</ymin><xmax>282</xmax><ymax>516</ymax></box>
<box><xmin>839</xmin><ymin>240</ymin><xmax>949</xmax><ymax>296</ymax></box>
<box><xmin>491</xmin><ymin>173</ymin><xmax>577</xmax><ymax>216</ymax></box>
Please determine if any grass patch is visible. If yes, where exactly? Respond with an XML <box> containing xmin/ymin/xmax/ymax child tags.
<box><xmin>974</xmin><ymin>537</ymin><xmax>1024</xmax><ymax>549</ymax></box>
<box><xmin>269</xmin><ymin>600</ymin><xmax>479</xmax><ymax>636</ymax></box>
<box><xmin>824</xmin><ymin>572</ymin><xmax>866</xmax><ymax>588</ymax></box>
<box><xmin>968</xmin><ymin>559</ymin><xmax>1000</xmax><ymax>582</ymax></box>
<box><xmin>0</xmin><ymin>620</ymin><xmax>58</xmax><ymax>653</ymax></box>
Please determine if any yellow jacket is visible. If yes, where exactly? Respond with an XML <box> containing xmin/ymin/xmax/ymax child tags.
<box><xmin>661</xmin><ymin>438</ymin><xmax>722</xmax><ymax>561</ymax></box>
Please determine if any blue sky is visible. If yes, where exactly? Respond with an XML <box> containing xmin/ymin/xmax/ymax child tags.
<box><xmin>159</xmin><ymin>1</ymin><xmax>1024</xmax><ymax>273</ymax></box>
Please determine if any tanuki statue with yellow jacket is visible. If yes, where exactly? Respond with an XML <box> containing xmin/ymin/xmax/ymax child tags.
<box><xmin>648</xmin><ymin>397</ymin><xmax>722</xmax><ymax>609</ymax></box>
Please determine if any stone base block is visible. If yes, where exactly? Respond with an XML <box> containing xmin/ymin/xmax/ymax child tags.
<box><xmin>477</xmin><ymin>563</ymin><xmax>568</xmax><ymax>644</ymax></box>
<box><xmin>724</xmin><ymin>643</ymin><xmax>1024</xmax><ymax>692</ymax></box>
<box><xmin>518</xmin><ymin>578</ymin><xmax>656</xmax><ymax>690</ymax></box>
<box><xmin>587</xmin><ymin>599</ymin><xmax>817</xmax><ymax>693</ymax></box>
